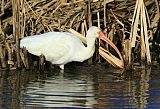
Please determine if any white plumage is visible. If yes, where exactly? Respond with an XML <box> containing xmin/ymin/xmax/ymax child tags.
<box><xmin>20</xmin><ymin>26</ymin><xmax>106</xmax><ymax>69</ymax></box>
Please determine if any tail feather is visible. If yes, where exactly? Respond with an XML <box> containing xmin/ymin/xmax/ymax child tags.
<box><xmin>20</xmin><ymin>38</ymin><xmax>26</xmax><ymax>48</ymax></box>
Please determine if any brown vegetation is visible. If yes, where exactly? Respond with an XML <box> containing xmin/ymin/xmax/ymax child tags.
<box><xmin>0</xmin><ymin>0</ymin><xmax>159</xmax><ymax>70</ymax></box>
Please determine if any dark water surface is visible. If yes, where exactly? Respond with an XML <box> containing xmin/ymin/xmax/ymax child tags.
<box><xmin>0</xmin><ymin>64</ymin><xmax>160</xmax><ymax>109</ymax></box>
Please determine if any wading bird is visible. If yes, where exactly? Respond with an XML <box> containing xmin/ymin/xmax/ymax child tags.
<box><xmin>20</xmin><ymin>26</ymin><xmax>120</xmax><ymax>70</ymax></box>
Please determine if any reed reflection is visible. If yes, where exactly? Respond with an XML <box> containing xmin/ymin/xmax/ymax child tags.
<box><xmin>129</xmin><ymin>67</ymin><xmax>152</xmax><ymax>109</ymax></box>
<box><xmin>0</xmin><ymin>65</ymin><xmax>160</xmax><ymax>109</ymax></box>
<box><xmin>0</xmin><ymin>70</ymin><xmax>33</xmax><ymax>109</ymax></box>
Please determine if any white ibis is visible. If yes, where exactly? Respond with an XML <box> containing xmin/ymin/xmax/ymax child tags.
<box><xmin>20</xmin><ymin>26</ymin><xmax>120</xmax><ymax>70</ymax></box>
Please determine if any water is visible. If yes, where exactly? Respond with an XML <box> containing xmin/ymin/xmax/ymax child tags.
<box><xmin>0</xmin><ymin>64</ymin><xmax>160</xmax><ymax>109</ymax></box>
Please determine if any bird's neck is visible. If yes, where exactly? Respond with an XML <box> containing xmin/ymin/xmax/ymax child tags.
<box><xmin>74</xmin><ymin>34</ymin><xmax>96</xmax><ymax>62</ymax></box>
<box><xmin>86</xmin><ymin>36</ymin><xmax>96</xmax><ymax>50</ymax></box>
<box><xmin>83</xmin><ymin>37</ymin><xmax>96</xmax><ymax>60</ymax></box>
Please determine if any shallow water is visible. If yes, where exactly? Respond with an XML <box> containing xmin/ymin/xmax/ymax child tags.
<box><xmin>0</xmin><ymin>64</ymin><xmax>160</xmax><ymax>109</ymax></box>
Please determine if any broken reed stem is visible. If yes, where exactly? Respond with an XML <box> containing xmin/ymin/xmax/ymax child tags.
<box><xmin>12</xmin><ymin>0</ymin><xmax>21</xmax><ymax>68</ymax></box>
<box><xmin>39</xmin><ymin>54</ymin><xmax>45</xmax><ymax>70</ymax></box>
<box><xmin>6</xmin><ymin>42</ymin><xmax>14</xmax><ymax>68</ymax></box>
<box><xmin>24</xmin><ymin>48</ymin><xmax>29</xmax><ymax>69</ymax></box>
<box><xmin>0</xmin><ymin>46</ymin><xmax>6</xmax><ymax>68</ymax></box>
<box><xmin>20</xmin><ymin>0</ymin><xmax>26</xmax><ymax>39</ymax></box>
<box><xmin>99</xmin><ymin>47</ymin><xmax>123</xmax><ymax>68</ymax></box>
<box><xmin>129</xmin><ymin>0</ymin><xmax>152</xmax><ymax>66</ymax></box>
<box><xmin>97</xmin><ymin>12</ymin><xmax>101</xmax><ymax>62</ymax></box>
<box><xmin>140</xmin><ymin>6</ymin><xmax>146</xmax><ymax>63</ymax></box>
<box><xmin>88</xmin><ymin>0</ymin><xmax>92</xmax><ymax>28</ymax></box>
<box><xmin>20</xmin><ymin>47</ymin><xmax>29</xmax><ymax>69</ymax></box>
<box><xmin>87</xmin><ymin>0</ymin><xmax>93</xmax><ymax>64</ymax></box>
<box><xmin>0</xmin><ymin>0</ymin><xmax>4</xmax><ymax>16</ymax></box>
<box><xmin>103</xmin><ymin>0</ymin><xmax>107</xmax><ymax>28</ymax></box>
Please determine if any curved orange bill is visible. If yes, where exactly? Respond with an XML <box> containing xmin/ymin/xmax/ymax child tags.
<box><xmin>99</xmin><ymin>32</ymin><xmax>124</xmax><ymax>68</ymax></box>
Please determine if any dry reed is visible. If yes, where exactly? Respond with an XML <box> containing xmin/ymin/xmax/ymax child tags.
<box><xmin>0</xmin><ymin>0</ymin><xmax>159</xmax><ymax>70</ymax></box>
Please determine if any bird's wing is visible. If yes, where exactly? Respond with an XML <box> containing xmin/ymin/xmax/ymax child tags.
<box><xmin>20</xmin><ymin>32</ymin><xmax>54</xmax><ymax>56</ymax></box>
<box><xmin>44</xmin><ymin>32</ymin><xmax>85</xmax><ymax>64</ymax></box>
<box><xmin>20</xmin><ymin>32</ymin><xmax>83</xmax><ymax>64</ymax></box>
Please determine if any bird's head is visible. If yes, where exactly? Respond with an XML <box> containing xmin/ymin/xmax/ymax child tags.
<box><xmin>87</xmin><ymin>26</ymin><xmax>113</xmax><ymax>46</ymax></box>
<box><xmin>88</xmin><ymin>26</ymin><xmax>123</xmax><ymax>65</ymax></box>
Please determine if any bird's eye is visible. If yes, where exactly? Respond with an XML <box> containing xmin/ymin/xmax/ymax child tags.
<box><xmin>97</xmin><ymin>31</ymin><xmax>100</xmax><ymax>34</ymax></box>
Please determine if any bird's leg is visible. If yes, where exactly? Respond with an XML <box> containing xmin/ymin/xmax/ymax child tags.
<box><xmin>60</xmin><ymin>69</ymin><xmax>64</xmax><ymax>73</ymax></box>
<box><xmin>39</xmin><ymin>54</ymin><xmax>45</xmax><ymax>70</ymax></box>
<box><xmin>59</xmin><ymin>65</ymin><xmax>64</xmax><ymax>73</ymax></box>
<box><xmin>59</xmin><ymin>65</ymin><xmax>64</xmax><ymax>70</ymax></box>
